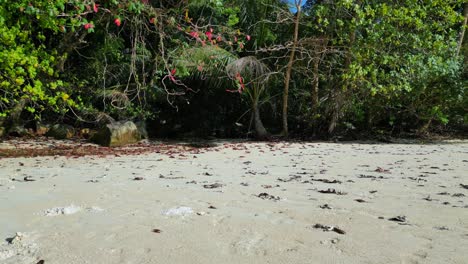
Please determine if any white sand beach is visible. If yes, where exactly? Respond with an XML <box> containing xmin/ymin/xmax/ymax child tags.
<box><xmin>1</xmin><ymin>140</ymin><xmax>467</xmax><ymax>264</ymax></box>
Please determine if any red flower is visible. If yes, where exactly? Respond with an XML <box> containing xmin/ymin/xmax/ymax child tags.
<box><xmin>216</xmin><ymin>35</ymin><xmax>222</xmax><ymax>42</ymax></box>
<box><xmin>236</xmin><ymin>73</ymin><xmax>245</xmax><ymax>92</ymax></box>
<box><xmin>84</xmin><ymin>23</ymin><xmax>93</xmax><ymax>30</ymax></box>
<box><xmin>114</xmin><ymin>18</ymin><xmax>121</xmax><ymax>27</ymax></box>
<box><xmin>205</xmin><ymin>31</ymin><xmax>213</xmax><ymax>41</ymax></box>
<box><xmin>189</xmin><ymin>31</ymin><xmax>199</xmax><ymax>39</ymax></box>
<box><xmin>246</xmin><ymin>35</ymin><xmax>251</xmax><ymax>41</ymax></box>
<box><xmin>169</xmin><ymin>69</ymin><xmax>177</xmax><ymax>82</ymax></box>
<box><xmin>93</xmin><ymin>3</ymin><xmax>98</xmax><ymax>13</ymax></box>
<box><xmin>150</xmin><ymin>17</ymin><xmax>156</xmax><ymax>24</ymax></box>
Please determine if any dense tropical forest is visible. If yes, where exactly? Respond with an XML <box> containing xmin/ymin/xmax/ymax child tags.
<box><xmin>0</xmin><ymin>0</ymin><xmax>467</xmax><ymax>140</ymax></box>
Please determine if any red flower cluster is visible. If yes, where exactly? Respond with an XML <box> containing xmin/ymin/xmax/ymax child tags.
<box><xmin>227</xmin><ymin>73</ymin><xmax>246</xmax><ymax>93</ymax></box>
<box><xmin>169</xmin><ymin>68</ymin><xmax>177</xmax><ymax>82</ymax></box>
<box><xmin>190</xmin><ymin>31</ymin><xmax>199</xmax><ymax>39</ymax></box>
<box><xmin>84</xmin><ymin>23</ymin><xmax>94</xmax><ymax>30</ymax></box>
<box><xmin>114</xmin><ymin>18</ymin><xmax>121</xmax><ymax>27</ymax></box>
<box><xmin>236</xmin><ymin>73</ymin><xmax>245</xmax><ymax>92</ymax></box>
<box><xmin>205</xmin><ymin>31</ymin><xmax>213</xmax><ymax>41</ymax></box>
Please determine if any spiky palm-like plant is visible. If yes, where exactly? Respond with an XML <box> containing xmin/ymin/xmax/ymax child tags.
<box><xmin>226</xmin><ymin>56</ymin><xmax>271</xmax><ymax>139</ymax></box>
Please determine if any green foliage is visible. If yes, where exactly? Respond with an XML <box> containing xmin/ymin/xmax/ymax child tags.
<box><xmin>0</xmin><ymin>1</ymin><xmax>72</xmax><ymax>119</ymax></box>
<box><xmin>305</xmin><ymin>0</ymin><xmax>466</xmax><ymax>132</ymax></box>
<box><xmin>172</xmin><ymin>46</ymin><xmax>237</xmax><ymax>83</ymax></box>
<box><xmin>0</xmin><ymin>0</ymin><xmax>465</xmax><ymax>137</ymax></box>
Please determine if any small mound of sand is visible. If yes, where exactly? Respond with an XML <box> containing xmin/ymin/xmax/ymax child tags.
<box><xmin>44</xmin><ymin>205</ymin><xmax>82</xmax><ymax>216</ymax></box>
<box><xmin>162</xmin><ymin>206</ymin><xmax>193</xmax><ymax>216</ymax></box>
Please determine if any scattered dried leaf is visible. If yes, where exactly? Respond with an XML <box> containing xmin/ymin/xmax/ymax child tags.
<box><xmin>257</xmin><ymin>192</ymin><xmax>280</xmax><ymax>201</ymax></box>
<box><xmin>312</xmin><ymin>224</ymin><xmax>346</xmax><ymax>235</ymax></box>
<box><xmin>203</xmin><ymin>183</ymin><xmax>223</xmax><ymax>189</ymax></box>
<box><xmin>388</xmin><ymin>216</ymin><xmax>406</xmax><ymax>223</ymax></box>
<box><xmin>318</xmin><ymin>188</ymin><xmax>347</xmax><ymax>195</ymax></box>
<box><xmin>375</xmin><ymin>167</ymin><xmax>390</xmax><ymax>173</ymax></box>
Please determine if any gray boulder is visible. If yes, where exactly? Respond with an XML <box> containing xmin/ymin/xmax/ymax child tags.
<box><xmin>135</xmin><ymin>121</ymin><xmax>148</xmax><ymax>139</ymax></box>
<box><xmin>8</xmin><ymin>124</ymin><xmax>30</xmax><ymax>137</ymax></box>
<box><xmin>46</xmin><ymin>124</ymin><xmax>75</xmax><ymax>139</ymax></box>
<box><xmin>35</xmin><ymin>122</ymin><xmax>50</xmax><ymax>136</ymax></box>
<box><xmin>91</xmin><ymin>121</ymin><xmax>141</xmax><ymax>147</ymax></box>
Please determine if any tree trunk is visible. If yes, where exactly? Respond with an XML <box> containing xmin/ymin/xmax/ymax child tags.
<box><xmin>282</xmin><ymin>0</ymin><xmax>302</xmax><ymax>137</ymax></box>
<box><xmin>417</xmin><ymin>118</ymin><xmax>432</xmax><ymax>136</ymax></box>
<box><xmin>456</xmin><ymin>3</ymin><xmax>468</xmax><ymax>57</ymax></box>
<box><xmin>252</xmin><ymin>100</ymin><xmax>269</xmax><ymax>139</ymax></box>
<box><xmin>311</xmin><ymin>58</ymin><xmax>320</xmax><ymax>110</ymax></box>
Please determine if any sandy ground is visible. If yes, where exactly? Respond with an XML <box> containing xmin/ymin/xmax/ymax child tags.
<box><xmin>0</xmin><ymin>140</ymin><xmax>467</xmax><ymax>264</ymax></box>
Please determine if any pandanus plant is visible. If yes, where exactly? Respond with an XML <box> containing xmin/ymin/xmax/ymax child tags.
<box><xmin>226</xmin><ymin>56</ymin><xmax>271</xmax><ymax>139</ymax></box>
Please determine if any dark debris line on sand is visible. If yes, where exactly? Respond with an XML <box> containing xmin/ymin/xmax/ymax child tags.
<box><xmin>0</xmin><ymin>140</ymin><xmax>210</xmax><ymax>158</ymax></box>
